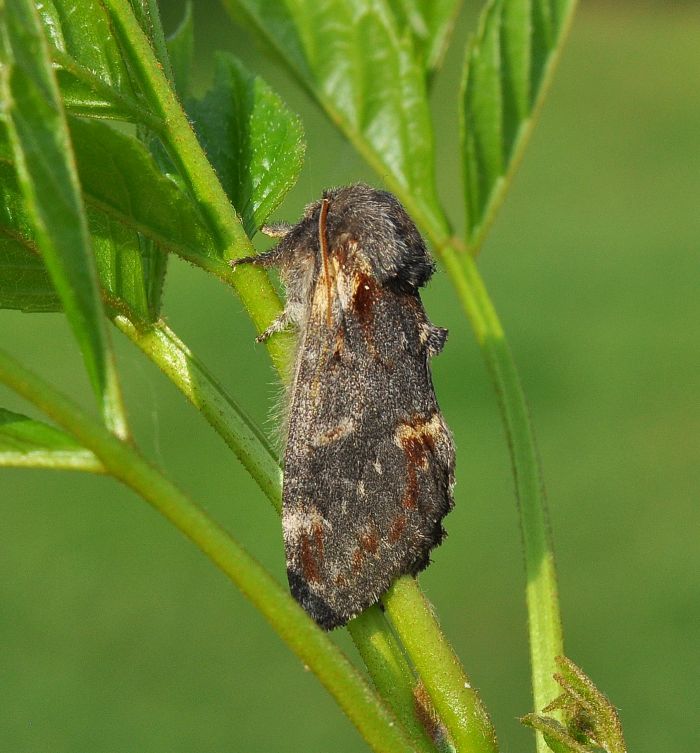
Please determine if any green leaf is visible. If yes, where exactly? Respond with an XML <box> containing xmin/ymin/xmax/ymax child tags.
<box><xmin>167</xmin><ymin>1</ymin><xmax>194</xmax><ymax>100</ymax></box>
<box><xmin>38</xmin><ymin>0</ymin><xmax>138</xmax><ymax>120</ymax></box>
<box><xmin>220</xmin><ymin>0</ymin><xmax>444</xmax><ymax>234</ymax></box>
<box><xmin>1</xmin><ymin>0</ymin><xmax>128</xmax><ymax>437</ymax></box>
<box><xmin>90</xmin><ymin>211</ymin><xmax>153</xmax><ymax>322</ymax></box>
<box><xmin>0</xmin><ymin>135</ymin><xmax>155</xmax><ymax>321</ymax></box>
<box><xmin>0</xmin><ymin>145</ymin><xmax>60</xmax><ymax>309</ymax></box>
<box><xmin>0</xmin><ymin>407</ymin><xmax>103</xmax><ymax>471</ymax></box>
<box><xmin>461</xmin><ymin>0</ymin><xmax>577</xmax><ymax>252</ymax></box>
<box><xmin>521</xmin><ymin>714</ymin><xmax>590</xmax><ymax>753</ymax></box>
<box><xmin>522</xmin><ymin>656</ymin><xmax>627</xmax><ymax>753</ymax></box>
<box><xmin>69</xmin><ymin>117</ymin><xmax>170</xmax><ymax>323</ymax></box>
<box><xmin>0</xmin><ymin>237</ymin><xmax>60</xmax><ymax>313</ymax></box>
<box><xmin>386</xmin><ymin>0</ymin><xmax>463</xmax><ymax>75</ymax></box>
<box><xmin>68</xmin><ymin>118</ymin><xmax>218</xmax><ymax>268</ymax></box>
<box><xmin>191</xmin><ymin>53</ymin><xmax>305</xmax><ymax>237</ymax></box>
<box><xmin>0</xmin><ymin>118</ymin><xmax>215</xmax><ymax>319</ymax></box>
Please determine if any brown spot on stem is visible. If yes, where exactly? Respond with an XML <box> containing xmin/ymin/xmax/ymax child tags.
<box><xmin>413</xmin><ymin>682</ymin><xmax>446</xmax><ymax>746</ymax></box>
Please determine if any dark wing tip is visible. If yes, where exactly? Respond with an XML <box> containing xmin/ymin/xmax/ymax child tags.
<box><xmin>288</xmin><ymin>570</ymin><xmax>348</xmax><ymax>630</ymax></box>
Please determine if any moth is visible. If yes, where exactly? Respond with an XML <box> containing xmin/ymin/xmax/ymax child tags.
<box><xmin>233</xmin><ymin>184</ymin><xmax>455</xmax><ymax>629</ymax></box>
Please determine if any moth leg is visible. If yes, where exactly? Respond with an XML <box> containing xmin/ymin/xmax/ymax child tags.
<box><xmin>229</xmin><ymin>246</ymin><xmax>285</xmax><ymax>270</ymax></box>
<box><xmin>261</xmin><ymin>221</ymin><xmax>293</xmax><ymax>238</ymax></box>
<box><xmin>255</xmin><ymin>311</ymin><xmax>291</xmax><ymax>343</ymax></box>
<box><xmin>426</xmin><ymin>325</ymin><xmax>448</xmax><ymax>356</ymax></box>
<box><xmin>255</xmin><ymin>298</ymin><xmax>308</xmax><ymax>342</ymax></box>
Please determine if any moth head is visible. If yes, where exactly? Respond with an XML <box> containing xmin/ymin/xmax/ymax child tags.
<box><xmin>314</xmin><ymin>184</ymin><xmax>436</xmax><ymax>291</ymax></box>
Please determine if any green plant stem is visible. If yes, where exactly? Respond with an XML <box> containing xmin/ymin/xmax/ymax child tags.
<box><xmin>0</xmin><ymin>450</ymin><xmax>103</xmax><ymax>472</ymax></box>
<box><xmin>441</xmin><ymin>246</ymin><xmax>563</xmax><ymax>720</ymax></box>
<box><xmin>0</xmin><ymin>345</ymin><xmax>422</xmax><ymax>753</ymax></box>
<box><xmin>110</xmin><ymin>313</ymin><xmax>436</xmax><ymax>750</ymax></box>
<box><xmin>139</xmin><ymin>0</ymin><xmax>174</xmax><ymax>86</ymax></box>
<box><xmin>348</xmin><ymin>608</ymin><xmax>439</xmax><ymax>753</ymax></box>
<box><xmin>102</xmin><ymin>0</ymin><xmax>288</xmax><ymax>372</ymax></box>
<box><xmin>385</xmin><ymin>577</ymin><xmax>498</xmax><ymax>753</ymax></box>
<box><xmin>112</xmin><ymin>315</ymin><xmax>283</xmax><ymax>511</ymax></box>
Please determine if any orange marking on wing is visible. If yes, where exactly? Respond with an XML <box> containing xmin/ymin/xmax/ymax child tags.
<box><xmin>396</xmin><ymin>415</ymin><xmax>442</xmax><ymax>511</ymax></box>
<box><xmin>402</xmin><ymin>462</ymin><xmax>419</xmax><ymax>509</ymax></box>
<box><xmin>351</xmin><ymin>548</ymin><xmax>364</xmax><ymax>574</ymax></box>
<box><xmin>388</xmin><ymin>514</ymin><xmax>407</xmax><ymax>543</ymax></box>
<box><xmin>321</xmin><ymin>426</ymin><xmax>344</xmax><ymax>442</ymax></box>
<box><xmin>351</xmin><ymin>271</ymin><xmax>378</xmax><ymax>325</ymax></box>
<box><xmin>334</xmin><ymin>574</ymin><xmax>349</xmax><ymax>588</ymax></box>
<box><xmin>300</xmin><ymin>532</ymin><xmax>320</xmax><ymax>583</ymax></box>
<box><xmin>312</xmin><ymin>520</ymin><xmax>325</xmax><ymax>561</ymax></box>
<box><xmin>360</xmin><ymin>528</ymin><xmax>380</xmax><ymax>555</ymax></box>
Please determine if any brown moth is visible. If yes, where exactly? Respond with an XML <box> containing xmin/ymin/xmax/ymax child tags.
<box><xmin>233</xmin><ymin>184</ymin><xmax>455</xmax><ymax>629</ymax></box>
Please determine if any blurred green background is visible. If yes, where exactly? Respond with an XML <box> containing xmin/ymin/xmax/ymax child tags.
<box><xmin>1</xmin><ymin>2</ymin><xmax>698</xmax><ymax>751</ymax></box>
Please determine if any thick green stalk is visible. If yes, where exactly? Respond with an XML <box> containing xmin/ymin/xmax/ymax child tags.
<box><xmin>112</xmin><ymin>315</ymin><xmax>283</xmax><ymax>511</ymax></box>
<box><xmin>348</xmin><ymin>608</ymin><xmax>439</xmax><ymax>753</ymax></box>
<box><xmin>440</xmin><ymin>246</ymin><xmax>563</xmax><ymax>718</ymax></box>
<box><xmin>385</xmin><ymin>577</ymin><xmax>498</xmax><ymax>753</ymax></box>
<box><xmin>102</xmin><ymin>0</ymin><xmax>288</xmax><ymax>371</ymax></box>
<box><xmin>0</xmin><ymin>346</ymin><xmax>420</xmax><ymax>753</ymax></box>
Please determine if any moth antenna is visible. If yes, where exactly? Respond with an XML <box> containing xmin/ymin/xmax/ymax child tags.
<box><xmin>318</xmin><ymin>198</ymin><xmax>333</xmax><ymax>328</ymax></box>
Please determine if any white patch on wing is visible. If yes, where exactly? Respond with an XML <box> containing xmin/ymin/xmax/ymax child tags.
<box><xmin>394</xmin><ymin>413</ymin><xmax>443</xmax><ymax>449</ymax></box>
<box><xmin>283</xmin><ymin>506</ymin><xmax>331</xmax><ymax>542</ymax></box>
<box><xmin>331</xmin><ymin>243</ymin><xmax>359</xmax><ymax>310</ymax></box>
